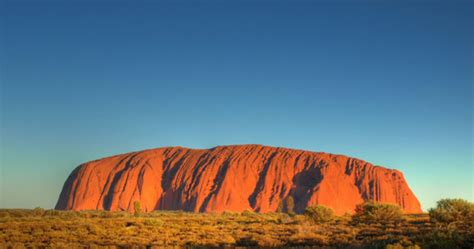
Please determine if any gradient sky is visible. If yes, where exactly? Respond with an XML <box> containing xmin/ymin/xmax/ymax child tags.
<box><xmin>1</xmin><ymin>0</ymin><xmax>472</xmax><ymax>211</ymax></box>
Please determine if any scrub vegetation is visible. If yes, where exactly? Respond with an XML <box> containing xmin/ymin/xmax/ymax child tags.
<box><xmin>0</xmin><ymin>199</ymin><xmax>472</xmax><ymax>248</ymax></box>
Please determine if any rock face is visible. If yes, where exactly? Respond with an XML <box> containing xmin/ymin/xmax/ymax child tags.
<box><xmin>56</xmin><ymin>145</ymin><xmax>422</xmax><ymax>215</ymax></box>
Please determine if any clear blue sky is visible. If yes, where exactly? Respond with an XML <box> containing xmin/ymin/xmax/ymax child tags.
<box><xmin>1</xmin><ymin>0</ymin><xmax>472</xmax><ymax>211</ymax></box>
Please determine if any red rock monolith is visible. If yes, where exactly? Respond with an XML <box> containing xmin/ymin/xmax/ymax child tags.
<box><xmin>56</xmin><ymin>145</ymin><xmax>422</xmax><ymax>215</ymax></box>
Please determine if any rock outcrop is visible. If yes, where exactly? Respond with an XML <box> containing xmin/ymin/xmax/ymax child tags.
<box><xmin>56</xmin><ymin>145</ymin><xmax>422</xmax><ymax>215</ymax></box>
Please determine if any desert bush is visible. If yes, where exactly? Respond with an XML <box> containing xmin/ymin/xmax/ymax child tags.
<box><xmin>222</xmin><ymin>211</ymin><xmax>239</xmax><ymax>217</ymax></box>
<box><xmin>133</xmin><ymin>201</ymin><xmax>142</xmax><ymax>217</ymax></box>
<box><xmin>352</xmin><ymin>202</ymin><xmax>403</xmax><ymax>223</ymax></box>
<box><xmin>0</xmin><ymin>210</ymin><xmax>10</xmax><ymax>218</ymax></box>
<box><xmin>422</xmin><ymin>227</ymin><xmax>474</xmax><ymax>249</ymax></box>
<box><xmin>241</xmin><ymin>209</ymin><xmax>255</xmax><ymax>217</ymax></box>
<box><xmin>32</xmin><ymin>207</ymin><xmax>45</xmax><ymax>216</ymax></box>
<box><xmin>60</xmin><ymin>210</ymin><xmax>80</xmax><ymax>218</ymax></box>
<box><xmin>288</xmin><ymin>225</ymin><xmax>329</xmax><ymax>246</ymax></box>
<box><xmin>43</xmin><ymin>209</ymin><xmax>62</xmax><ymax>217</ymax></box>
<box><xmin>426</xmin><ymin>198</ymin><xmax>474</xmax><ymax>248</ymax></box>
<box><xmin>277</xmin><ymin>213</ymin><xmax>293</xmax><ymax>224</ymax></box>
<box><xmin>385</xmin><ymin>243</ymin><xmax>404</xmax><ymax>249</ymax></box>
<box><xmin>252</xmin><ymin>234</ymin><xmax>283</xmax><ymax>247</ymax></box>
<box><xmin>3</xmin><ymin>209</ymin><xmax>31</xmax><ymax>218</ymax></box>
<box><xmin>385</xmin><ymin>243</ymin><xmax>420</xmax><ymax>249</ymax></box>
<box><xmin>143</xmin><ymin>218</ymin><xmax>164</xmax><ymax>226</ymax></box>
<box><xmin>304</xmin><ymin>205</ymin><xmax>334</xmax><ymax>223</ymax></box>
<box><xmin>429</xmin><ymin>198</ymin><xmax>474</xmax><ymax>226</ymax></box>
<box><xmin>100</xmin><ymin>211</ymin><xmax>130</xmax><ymax>218</ymax></box>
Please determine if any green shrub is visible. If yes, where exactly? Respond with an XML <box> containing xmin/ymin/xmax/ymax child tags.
<box><xmin>429</xmin><ymin>198</ymin><xmax>474</xmax><ymax>226</ymax></box>
<box><xmin>304</xmin><ymin>205</ymin><xmax>334</xmax><ymax>223</ymax></box>
<box><xmin>352</xmin><ymin>202</ymin><xmax>403</xmax><ymax>223</ymax></box>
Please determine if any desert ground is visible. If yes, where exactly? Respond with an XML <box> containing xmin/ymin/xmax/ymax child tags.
<box><xmin>1</xmin><ymin>200</ymin><xmax>472</xmax><ymax>248</ymax></box>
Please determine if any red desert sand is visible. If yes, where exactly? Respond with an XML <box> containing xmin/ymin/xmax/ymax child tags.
<box><xmin>56</xmin><ymin>145</ymin><xmax>422</xmax><ymax>215</ymax></box>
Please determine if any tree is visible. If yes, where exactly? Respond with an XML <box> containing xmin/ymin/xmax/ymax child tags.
<box><xmin>352</xmin><ymin>201</ymin><xmax>403</xmax><ymax>223</ymax></box>
<box><xmin>133</xmin><ymin>201</ymin><xmax>142</xmax><ymax>217</ymax></box>
<box><xmin>429</xmin><ymin>198</ymin><xmax>474</xmax><ymax>225</ymax></box>
<box><xmin>304</xmin><ymin>205</ymin><xmax>334</xmax><ymax>223</ymax></box>
<box><xmin>427</xmin><ymin>199</ymin><xmax>474</xmax><ymax>248</ymax></box>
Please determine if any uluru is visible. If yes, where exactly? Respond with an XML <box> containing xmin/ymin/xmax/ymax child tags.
<box><xmin>55</xmin><ymin>145</ymin><xmax>422</xmax><ymax>215</ymax></box>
